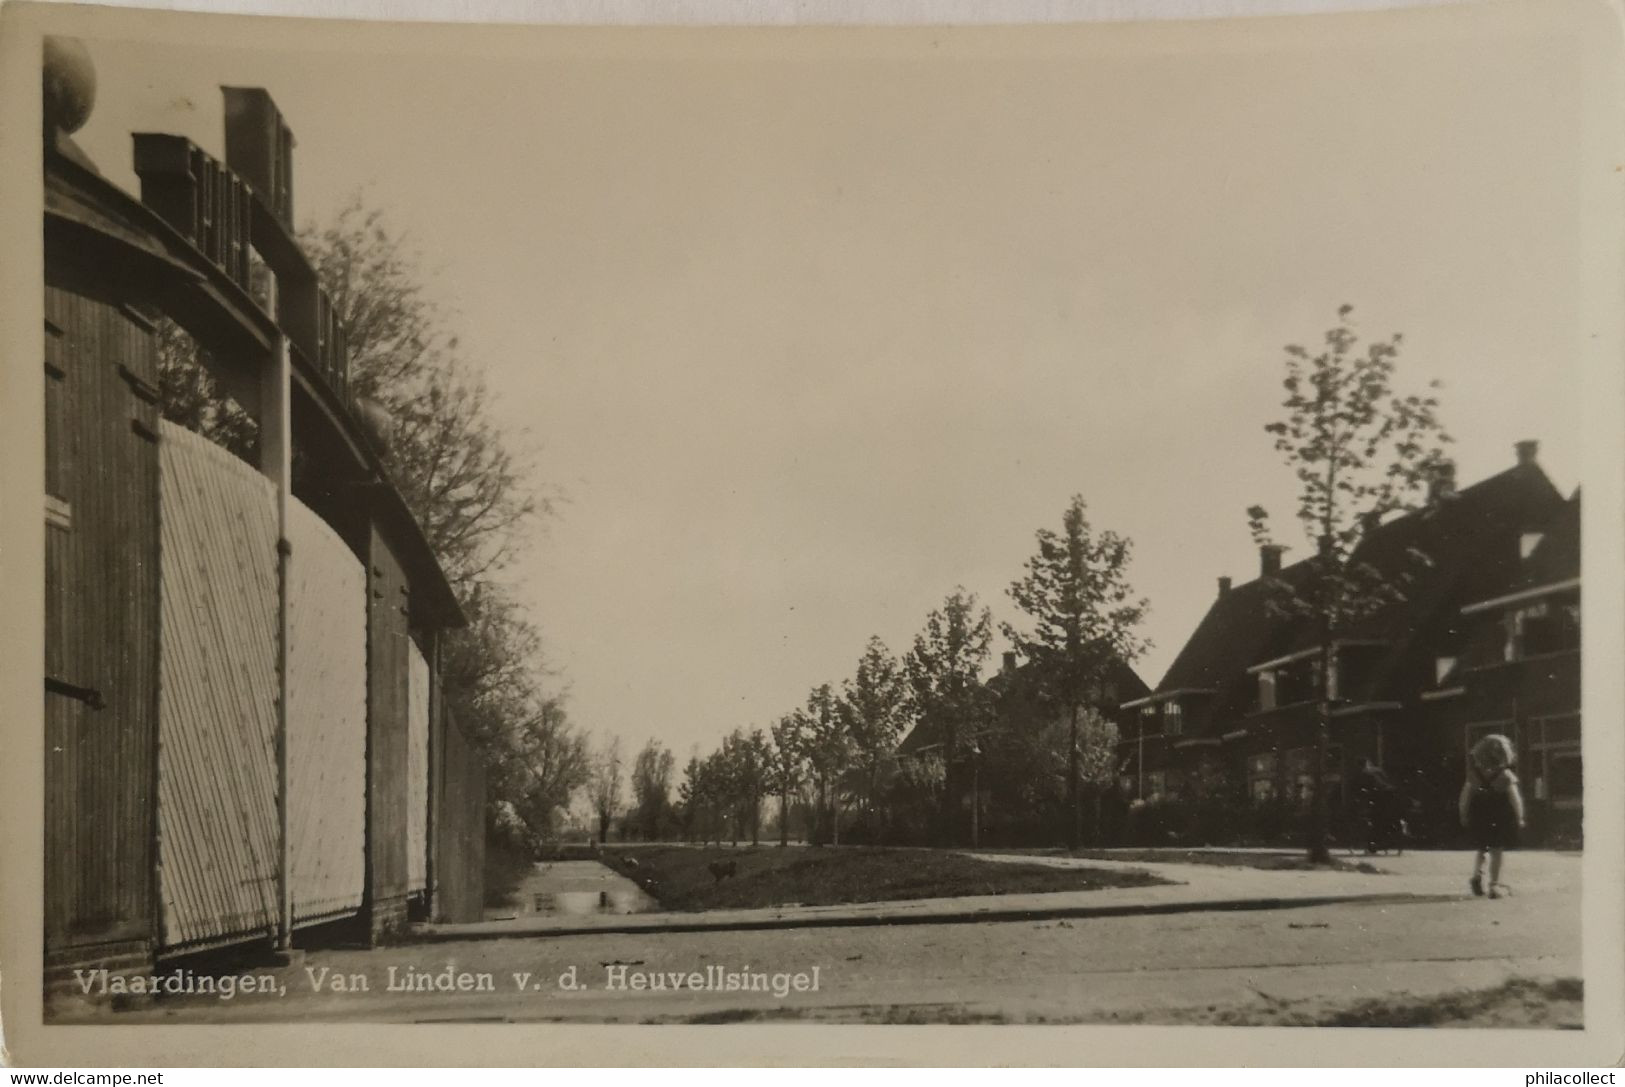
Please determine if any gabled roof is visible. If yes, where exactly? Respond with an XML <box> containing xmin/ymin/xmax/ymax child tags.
<box><xmin>1148</xmin><ymin>561</ymin><xmax>1314</xmax><ymax>722</ymax></box>
<box><xmin>1151</xmin><ymin>457</ymin><xmax>1566</xmax><ymax>719</ymax></box>
<box><xmin>1506</xmin><ymin>490</ymin><xmax>1579</xmax><ymax>596</ymax></box>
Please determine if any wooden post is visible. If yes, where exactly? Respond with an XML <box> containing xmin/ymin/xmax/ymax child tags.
<box><xmin>260</xmin><ymin>330</ymin><xmax>295</xmax><ymax>957</ymax></box>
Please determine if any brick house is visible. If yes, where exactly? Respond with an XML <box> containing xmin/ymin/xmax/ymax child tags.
<box><xmin>1420</xmin><ymin>490</ymin><xmax>1581</xmax><ymax>845</ymax></box>
<box><xmin>1122</xmin><ymin>442</ymin><xmax>1572</xmax><ymax>844</ymax></box>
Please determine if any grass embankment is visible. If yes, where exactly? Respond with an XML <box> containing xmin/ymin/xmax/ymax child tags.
<box><xmin>601</xmin><ymin>845</ymin><xmax>1168</xmax><ymax>911</ymax></box>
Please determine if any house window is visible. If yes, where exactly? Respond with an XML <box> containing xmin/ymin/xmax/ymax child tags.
<box><xmin>1286</xmin><ymin>747</ymin><xmax>1315</xmax><ymax>805</ymax></box>
<box><xmin>1164</xmin><ymin>701</ymin><xmax>1183</xmax><ymax>737</ymax></box>
<box><xmin>1507</xmin><ymin>599</ymin><xmax>1580</xmax><ymax>660</ymax></box>
<box><xmin>1258</xmin><ymin>671</ymin><xmax>1276</xmax><ymax>711</ymax></box>
<box><xmin>1520</xmin><ymin>532</ymin><xmax>1545</xmax><ymax>560</ymax></box>
<box><xmin>1435</xmin><ymin>655</ymin><xmax>1457</xmax><ymax>685</ymax></box>
<box><xmin>1528</xmin><ymin>715</ymin><xmax>1581</xmax><ymax>809</ymax></box>
<box><xmin>1144</xmin><ymin>771</ymin><xmax>1166</xmax><ymax>802</ymax></box>
<box><xmin>1247</xmin><ymin>752</ymin><xmax>1277</xmax><ymax>801</ymax></box>
<box><xmin>1140</xmin><ymin>704</ymin><xmax>1160</xmax><ymax>736</ymax></box>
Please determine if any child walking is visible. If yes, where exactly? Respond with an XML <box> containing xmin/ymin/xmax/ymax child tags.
<box><xmin>1459</xmin><ymin>734</ymin><xmax>1526</xmax><ymax>899</ymax></box>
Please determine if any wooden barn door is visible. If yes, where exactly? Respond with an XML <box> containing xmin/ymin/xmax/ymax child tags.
<box><xmin>366</xmin><ymin>528</ymin><xmax>413</xmax><ymax>916</ymax></box>
<box><xmin>406</xmin><ymin>639</ymin><xmax>431</xmax><ymax>895</ymax></box>
<box><xmin>43</xmin><ymin>289</ymin><xmax>162</xmax><ymax>959</ymax></box>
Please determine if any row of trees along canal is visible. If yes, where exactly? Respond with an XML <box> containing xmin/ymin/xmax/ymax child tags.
<box><xmin>588</xmin><ymin>305</ymin><xmax>1452</xmax><ymax>857</ymax></box>
<box><xmin>586</xmin><ymin>495</ymin><xmax>1151</xmax><ymax>851</ymax></box>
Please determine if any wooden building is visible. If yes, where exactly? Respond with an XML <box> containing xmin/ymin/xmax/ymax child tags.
<box><xmin>43</xmin><ymin>40</ymin><xmax>487</xmax><ymax>993</ymax></box>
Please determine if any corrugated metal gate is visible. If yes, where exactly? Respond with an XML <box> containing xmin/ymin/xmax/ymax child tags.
<box><xmin>156</xmin><ymin>422</ymin><xmax>367</xmax><ymax>951</ymax></box>
<box><xmin>287</xmin><ymin>500</ymin><xmax>368</xmax><ymax>923</ymax></box>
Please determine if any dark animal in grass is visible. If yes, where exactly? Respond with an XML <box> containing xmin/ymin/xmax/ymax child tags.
<box><xmin>708</xmin><ymin>860</ymin><xmax>737</xmax><ymax>883</ymax></box>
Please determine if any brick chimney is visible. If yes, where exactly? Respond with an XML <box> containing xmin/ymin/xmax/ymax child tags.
<box><xmin>1427</xmin><ymin>460</ymin><xmax>1458</xmax><ymax>503</ymax></box>
<box><xmin>1002</xmin><ymin>651</ymin><xmax>1017</xmax><ymax>675</ymax></box>
<box><xmin>1516</xmin><ymin>440</ymin><xmax>1540</xmax><ymax>467</ymax></box>
<box><xmin>1218</xmin><ymin>576</ymin><xmax>1233</xmax><ymax>598</ymax></box>
<box><xmin>222</xmin><ymin>86</ymin><xmax>295</xmax><ymax>226</ymax></box>
<box><xmin>1260</xmin><ymin>544</ymin><xmax>1284</xmax><ymax>577</ymax></box>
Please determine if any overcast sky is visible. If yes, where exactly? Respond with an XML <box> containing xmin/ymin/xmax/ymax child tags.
<box><xmin>73</xmin><ymin>8</ymin><xmax>1583</xmax><ymax>761</ymax></box>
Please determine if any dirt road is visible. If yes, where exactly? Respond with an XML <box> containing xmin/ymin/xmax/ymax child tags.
<box><xmin>76</xmin><ymin>852</ymin><xmax>1579</xmax><ymax>1025</ymax></box>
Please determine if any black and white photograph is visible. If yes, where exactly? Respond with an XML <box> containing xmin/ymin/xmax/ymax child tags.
<box><xmin>4</xmin><ymin>0</ymin><xmax>1623</xmax><ymax>1067</ymax></box>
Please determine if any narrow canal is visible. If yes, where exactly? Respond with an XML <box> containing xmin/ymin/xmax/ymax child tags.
<box><xmin>485</xmin><ymin>859</ymin><xmax>658</xmax><ymax>922</ymax></box>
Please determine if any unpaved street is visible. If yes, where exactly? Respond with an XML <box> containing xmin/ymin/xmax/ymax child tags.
<box><xmin>80</xmin><ymin>852</ymin><xmax>1580</xmax><ymax>1025</ymax></box>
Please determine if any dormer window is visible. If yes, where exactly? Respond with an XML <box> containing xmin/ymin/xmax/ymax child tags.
<box><xmin>1506</xmin><ymin>598</ymin><xmax>1581</xmax><ymax>660</ymax></box>
<box><xmin>1520</xmin><ymin>532</ymin><xmax>1544</xmax><ymax>560</ymax></box>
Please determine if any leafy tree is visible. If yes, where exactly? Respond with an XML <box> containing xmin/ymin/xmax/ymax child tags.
<box><xmin>302</xmin><ymin>196</ymin><xmax>552</xmax><ymax>595</ymax></box>
<box><xmin>800</xmin><ymin>686</ymin><xmax>851</xmax><ymax>845</ymax></box>
<box><xmin>720</xmin><ymin>728</ymin><xmax>772</xmax><ymax>846</ymax></box>
<box><xmin>904</xmin><ymin>588</ymin><xmax>994</xmax><ymax>842</ymax></box>
<box><xmin>675</xmin><ymin>753</ymin><xmax>705</xmax><ymax>842</ymax></box>
<box><xmin>1247</xmin><ymin>305</ymin><xmax>1452</xmax><ymax>862</ymax></box>
<box><xmin>501</xmin><ymin>694</ymin><xmax>591</xmax><ymax>847</ymax></box>
<box><xmin>296</xmin><ymin>198</ymin><xmax>579</xmax><ymax>831</ymax></box>
<box><xmin>589</xmin><ymin>736</ymin><xmax>624</xmax><ymax>845</ymax></box>
<box><xmin>1004</xmin><ymin>496</ymin><xmax>1148</xmax><ymax>847</ymax></box>
<box><xmin>154</xmin><ymin>319</ymin><xmax>259</xmax><ymax>461</ymax></box>
<box><xmin>630</xmin><ymin>739</ymin><xmax>676</xmax><ymax>841</ymax></box>
<box><xmin>768</xmin><ymin>714</ymin><xmax>807</xmax><ymax>846</ymax></box>
<box><xmin>840</xmin><ymin>636</ymin><xmax>909</xmax><ymax>838</ymax></box>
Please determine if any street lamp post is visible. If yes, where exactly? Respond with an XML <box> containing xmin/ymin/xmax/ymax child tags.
<box><xmin>970</xmin><ymin>739</ymin><xmax>982</xmax><ymax>848</ymax></box>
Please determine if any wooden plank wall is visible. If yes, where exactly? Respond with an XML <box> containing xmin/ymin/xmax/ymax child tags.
<box><xmin>366</xmin><ymin>527</ymin><xmax>412</xmax><ymax>906</ymax></box>
<box><xmin>287</xmin><ymin>499</ymin><xmax>368</xmax><ymax>922</ymax></box>
<box><xmin>156</xmin><ymin>421</ymin><xmax>280</xmax><ymax>948</ymax></box>
<box><xmin>435</xmin><ymin>710</ymin><xmax>486</xmax><ymax>923</ymax></box>
<box><xmin>43</xmin><ymin>286</ymin><xmax>161</xmax><ymax>955</ymax></box>
<box><xmin>406</xmin><ymin>640</ymin><xmax>430</xmax><ymax>893</ymax></box>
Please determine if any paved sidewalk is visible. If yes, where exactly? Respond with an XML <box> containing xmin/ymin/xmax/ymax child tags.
<box><xmin>409</xmin><ymin>848</ymin><xmax>1556</xmax><ymax>942</ymax></box>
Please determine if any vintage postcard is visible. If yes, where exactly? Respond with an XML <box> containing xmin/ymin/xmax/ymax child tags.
<box><xmin>1</xmin><ymin>0</ymin><xmax>1622</xmax><ymax>1067</ymax></box>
